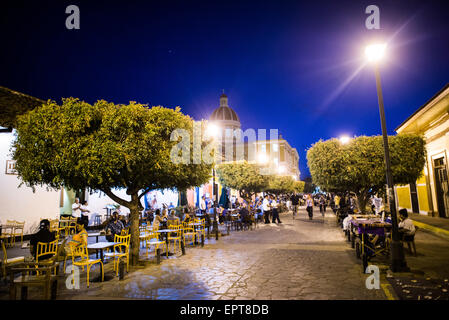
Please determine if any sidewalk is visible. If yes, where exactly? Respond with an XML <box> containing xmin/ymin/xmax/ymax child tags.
<box><xmin>409</xmin><ymin>213</ymin><xmax>449</xmax><ymax>241</ymax></box>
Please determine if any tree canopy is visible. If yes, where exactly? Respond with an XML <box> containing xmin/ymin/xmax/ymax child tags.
<box><xmin>216</xmin><ymin>161</ymin><xmax>269</xmax><ymax>202</ymax></box>
<box><xmin>266</xmin><ymin>175</ymin><xmax>297</xmax><ymax>195</ymax></box>
<box><xmin>13</xmin><ymin>97</ymin><xmax>212</xmax><ymax>263</ymax></box>
<box><xmin>307</xmin><ymin>134</ymin><xmax>426</xmax><ymax>212</ymax></box>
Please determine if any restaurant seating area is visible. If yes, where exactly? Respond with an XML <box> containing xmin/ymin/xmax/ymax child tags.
<box><xmin>337</xmin><ymin>208</ymin><xmax>419</xmax><ymax>271</ymax></box>
<box><xmin>0</xmin><ymin>207</ymin><xmax>261</xmax><ymax>299</ymax></box>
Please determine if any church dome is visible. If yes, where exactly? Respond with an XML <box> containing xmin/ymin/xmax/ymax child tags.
<box><xmin>209</xmin><ymin>93</ymin><xmax>240</xmax><ymax>123</ymax></box>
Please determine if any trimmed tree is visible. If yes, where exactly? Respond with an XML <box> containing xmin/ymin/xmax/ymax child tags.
<box><xmin>294</xmin><ymin>180</ymin><xmax>305</xmax><ymax>193</ymax></box>
<box><xmin>216</xmin><ymin>161</ymin><xmax>269</xmax><ymax>203</ymax></box>
<box><xmin>13</xmin><ymin>98</ymin><xmax>212</xmax><ymax>264</ymax></box>
<box><xmin>266</xmin><ymin>175</ymin><xmax>296</xmax><ymax>195</ymax></box>
<box><xmin>307</xmin><ymin>134</ymin><xmax>426</xmax><ymax>212</ymax></box>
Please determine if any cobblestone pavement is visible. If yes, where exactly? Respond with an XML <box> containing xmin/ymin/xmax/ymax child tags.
<box><xmin>1</xmin><ymin>208</ymin><xmax>387</xmax><ymax>300</ymax></box>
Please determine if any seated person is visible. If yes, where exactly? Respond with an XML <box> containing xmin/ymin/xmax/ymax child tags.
<box><xmin>398</xmin><ymin>209</ymin><xmax>416</xmax><ymax>241</ymax></box>
<box><xmin>167</xmin><ymin>210</ymin><xmax>180</xmax><ymax>226</ymax></box>
<box><xmin>64</xmin><ymin>218</ymin><xmax>89</xmax><ymax>257</ymax></box>
<box><xmin>183</xmin><ymin>212</ymin><xmax>191</xmax><ymax>224</ymax></box>
<box><xmin>153</xmin><ymin>209</ymin><xmax>166</xmax><ymax>229</ymax></box>
<box><xmin>105</xmin><ymin>212</ymin><xmax>124</xmax><ymax>242</ymax></box>
<box><xmin>119</xmin><ymin>215</ymin><xmax>130</xmax><ymax>229</ymax></box>
<box><xmin>30</xmin><ymin>219</ymin><xmax>56</xmax><ymax>260</ymax></box>
<box><xmin>218</xmin><ymin>205</ymin><xmax>228</xmax><ymax>224</ymax></box>
<box><xmin>238</xmin><ymin>203</ymin><xmax>251</xmax><ymax>225</ymax></box>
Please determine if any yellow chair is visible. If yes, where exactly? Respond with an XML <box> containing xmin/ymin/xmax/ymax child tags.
<box><xmin>145</xmin><ymin>231</ymin><xmax>166</xmax><ymax>259</ymax></box>
<box><xmin>67</xmin><ymin>217</ymin><xmax>77</xmax><ymax>235</ymax></box>
<box><xmin>168</xmin><ymin>225</ymin><xmax>183</xmax><ymax>254</ymax></box>
<box><xmin>104</xmin><ymin>234</ymin><xmax>131</xmax><ymax>276</ymax></box>
<box><xmin>195</xmin><ymin>219</ymin><xmax>206</xmax><ymax>240</ymax></box>
<box><xmin>49</xmin><ymin>219</ymin><xmax>59</xmax><ymax>233</ymax></box>
<box><xmin>2</xmin><ymin>220</ymin><xmax>16</xmax><ymax>247</ymax></box>
<box><xmin>182</xmin><ymin>222</ymin><xmax>196</xmax><ymax>247</ymax></box>
<box><xmin>1</xmin><ymin>239</ymin><xmax>25</xmax><ymax>280</ymax></box>
<box><xmin>120</xmin><ymin>228</ymin><xmax>129</xmax><ymax>236</ymax></box>
<box><xmin>58</xmin><ymin>217</ymin><xmax>70</xmax><ymax>236</ymax></box>
<box><xmin>13</xmin><ymin>221</ymin><xmax>25</xmax><ymax>246</ymax></box>
<box><xmin>69</xmin><ymin>243</ymin><xmax>103</xmax><ymax>288</ymax></box>
<box><xmin>36</xmin><ymin>239</ymin><xmax>59</xmax><ymax>275</ymax></box>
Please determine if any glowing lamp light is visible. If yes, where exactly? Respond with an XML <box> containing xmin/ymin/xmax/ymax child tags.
<box><xmin>278</xmin><ymin>165</ymin><xmax>286</xmax><ymax>174</ymax></box>
<box><xmin>365</xmin><ymin>43</ymin><xmax>387</xmax><ymax>62</ymax></box>
<box><xmin>206</xmin><ymin>123</ymin><xmax>220</xmax><ymax>138</ymax></box>
<box><xmin>257</xmin><ymin>153</ymin><xmax>268</xmax><ymax>164</ymax></box>
<box><xmin>339</xmin><ymin>136</ymin><xmax>351</xmax><ymax>144</ymax></box>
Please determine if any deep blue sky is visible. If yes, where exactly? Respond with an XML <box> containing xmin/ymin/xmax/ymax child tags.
<box><xmin>1</xmin><ymin>0</ymin><xmax>448</xmax><ymax>177</ymax></box>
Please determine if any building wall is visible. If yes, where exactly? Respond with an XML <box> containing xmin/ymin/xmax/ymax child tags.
<box><xmin>424</xmin><ymin>121</ymin><xmax>449</xmax><ymax>216</ymax></box>
<box><xmin>0</xmin><ymin>131</ymin><xmax>60</xmax><ymax>235</ymax></box>
<box><xmin>396</xmin><ymin>185</ymin><xmax>412</xmax><ymax>211</ymax></box>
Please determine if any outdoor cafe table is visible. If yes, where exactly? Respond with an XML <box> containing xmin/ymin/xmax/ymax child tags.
<box><xmin>155</xmin><ymin>229</ymin><xmax>177</xmax><ymax>257</ymax></box>
<box><xmin>87</xmin><ymin>241</ymin><xmax>121</xmax><ymax>262</ymax></box>
<box><xmin>87</xmin><ymin>241</ymin><xmax>121</xmax><ymax>283</ymax></box>
<box><xmin>88</xmin><ymin>232</ymin><xmax>102</xmax><ymax>243</ymax></box>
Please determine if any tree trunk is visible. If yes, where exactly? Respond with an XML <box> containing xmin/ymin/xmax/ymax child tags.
<box><xmin>356</xmin><ymin>190</ymin><xmax>369</xmax><ymax>214</ymax></box>
<box><xmin>128</xmin><ymin>194</ymin><xmax>141</xmax><ymax>266</ymax></box>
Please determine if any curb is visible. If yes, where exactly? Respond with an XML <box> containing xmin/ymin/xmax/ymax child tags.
<box><xmin>413</xmin><ymin>221</ymin><xmax>449</xmax><ymax>241</ymax></box>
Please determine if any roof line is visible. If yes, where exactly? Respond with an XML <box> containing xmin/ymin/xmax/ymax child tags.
<box><xmin>395</xmin><ymin>83</ymin><xmax>449</xmax><ymax>132</ymax></box>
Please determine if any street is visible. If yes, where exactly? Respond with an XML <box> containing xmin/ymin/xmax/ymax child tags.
<box><xmin>54</xmin><ymin>208</ymin><xmax>386</xmax><ymax>300</ymax></box>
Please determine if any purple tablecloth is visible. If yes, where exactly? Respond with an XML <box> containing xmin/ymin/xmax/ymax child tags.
<box><xmin>351</xmin><ymin>219</ymin><xmax>392</xmax><ymax>236</ymax></box>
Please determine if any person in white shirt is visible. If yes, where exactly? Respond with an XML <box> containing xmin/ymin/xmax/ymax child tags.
<box><xmin>80</xmin><ymin>200</ymin><xmax>90</xmax><ymax>226</ymax></box>
<box><xmin>373</xmin><ymin>195</ymin><xmax>383</xmax><ymax>215</ymax></box>
<box><xmin>398</xmin><ymin>209</ymin><xmax>416</xmax><ymax>240</ymax></box>
<box><xmin>262</xmin><ymin>195</ymin><xmax>271</xmax><ymax>224</ymax></box>
<box><xmin>72</xmin><ymin>198</ymin><xmax>82</xmax><ymax>218</ymax></box>
<box><xmin>200</xmin><ymin>195</ymin><xmax>207</xmax><ymax>213</ymax></box>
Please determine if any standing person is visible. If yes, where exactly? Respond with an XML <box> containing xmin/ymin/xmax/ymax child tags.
<box><xmin>72</xmin><ymin>198</ymin><xmax>82</xmax><ymax>218</ymax></box>
<box><xmin>291</xmin><ymin>193</ymin><xmax>300</xmax><ymax>219</ymax></box>
<box><xmin>151</xmin><ymin>195</ymin><xmax>158</xmax><ymax>210</ymax></box>
<box><xmin>200</xmin><ymin>195</ymin><xmax>207</xmax><ymax>214</ymax></box>
<box><xmin>230</xmin><ymin>195</ymin><xmax>236</xmax><ymax>209</ymax></box>
<box><xmin>306</xmin><ymin>194</ymin><xmax>314</xmax><ymax>220</ymax></box>
<box><xmin>319</xmin><ymin>195</ymin><xmax>326</xmax><ymax>216</ymax></box>
<box><xmin>80</xmin><ymin>200</ymin><xmax>90</xmax><ymax>227</ymax></box>
<box><xmin>373</xmin><ymin>194</ymin><xmax>383</xmax><ymax>215</ymax></box>
<box><xmin>271</xmin><ymin>196</ymin><xmax>282</xmax><ymax>224</ymax></box>
<box><xmin>262</xmin><ymin>195</ymin><xmax>271</xmax><ymax>224</ymax></box>
<box><xmin>334</xmin><ymin>194</ymin><xmax>341</xmax><ymax>213</ymax></box>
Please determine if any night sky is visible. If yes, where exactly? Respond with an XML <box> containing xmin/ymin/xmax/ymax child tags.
<box><xmin>1</xmin><ymin>0</ymin><xmax>448</xmax><ymax>177</ymax></box>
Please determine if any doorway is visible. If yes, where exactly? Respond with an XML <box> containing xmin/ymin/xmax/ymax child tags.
<box><xmin>434</xmin><ymin>157</ymin><xmax>449</xmax><ymax>218</ymax></box>
<box><xmin>409</xmin><ymin>182</ymin><xmax>420</xmax><ymax>214</ymax></box>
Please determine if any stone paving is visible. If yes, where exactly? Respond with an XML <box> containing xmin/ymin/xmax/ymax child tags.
<box><xmin>1</xmin><ymin>208</ymin><xmax>387</xmax><ymax>300</ymax></box>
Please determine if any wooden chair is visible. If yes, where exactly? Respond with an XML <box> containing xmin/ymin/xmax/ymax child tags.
<box><xmin>402</xmin><ymin>226</ymin><xmax>418</xmax><ymax>257</ymax></box>
<box><xmin>69</xmin><ymin>243</ymin><xmax>103</xmax><ymax>288</ymax></box>
<box><xmin>9</xmin><ymin>261</ymin><xmax>58</xmax><ymax>300</ymax></box>
<box><xmin>67</xmin><ymin>217</ymin><xmax>78</xmax><ymax>235</ymax></box>
<box><xmin>2</xmin><ymin>221</ymin><xmax>16</xmax><ymax>247</ymax></box>
<box><xmin>181</xmin><ymin>222</ymin><xmax>196</xmax><ymax>247</ymax></box>
<box><xmin>145</xmin><ymin>231</ymin><xmax>166</xmax><ymax>263</ymax></box>
<box><xmin>13</xmin><ymin>221</ymin><xmax>25</xmax><ymax>246</ymax></box>
<box><xmin>168</xmin><ymin>225</ymin><xmax>183</xmax><ymax>254</ymax></box>
<box><xmin>104</xmin><ymin>234</ymin><xmax>131</xmax><ymax>276</ymax></box>
<box><xmin>49</xmin><ymin>219</ymin><xmax>59</xmax><ymax>233</ymax></box>
<box><xmin>36</xmin><ymin>239</ymin><xmax>59</xmax><ymax>275</ymax></box>
<box><xmin>1</xmin><ymin>239</ymin><xmax>25</xmax><ymax>281</ymax></box>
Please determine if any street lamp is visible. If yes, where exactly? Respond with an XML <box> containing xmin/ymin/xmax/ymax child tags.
<box><xmin>207</xmin><ymin>123</ymin><xmax>220</xmax><ymax>240</ymax></box>
<box><xmin>365</xmin><ymin>42</ymin><xmax>408</xmax><ymax>272</ymax></box>
<box><xmin>339</xmin><ymin>135</ymin><xmax>351</xmax><ymax>144</ymax></box>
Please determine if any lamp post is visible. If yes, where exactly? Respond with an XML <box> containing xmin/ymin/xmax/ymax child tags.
<box><xmin>365</xmin><ymin>43</ymin><xmax>408</xmax><ymax>272</ymax></box>
<box><xmin>207</xmin><ymin>123</ymin><xmax>220</xmax><ymax>240</ymax></box>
